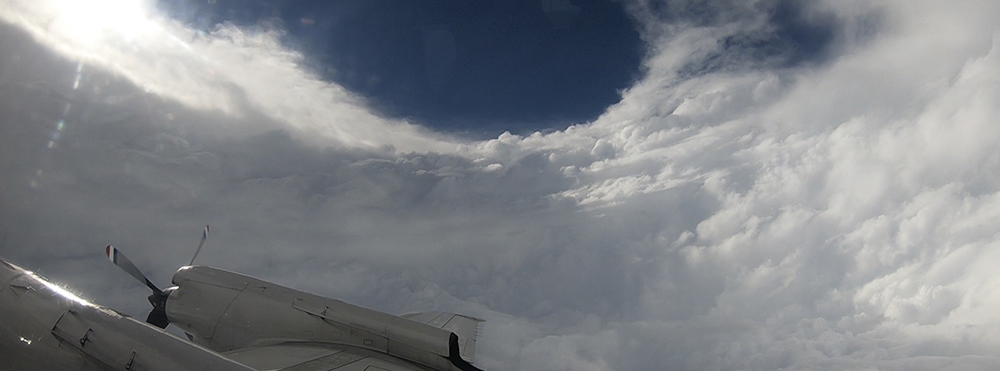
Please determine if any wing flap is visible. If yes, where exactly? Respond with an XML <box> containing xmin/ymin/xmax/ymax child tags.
<box><xmin>401</xmin><ymin>311</ymin><xmax>484</xmax><ymax>363</ymax></box>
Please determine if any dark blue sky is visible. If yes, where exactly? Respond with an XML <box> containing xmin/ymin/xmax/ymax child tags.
<box><xmin>152</xmin><ymin>0</ymin><xmax>838</xmax><ymax>138</ymax></box>
<box><xmin>155</xmin><ymin>0</ymin><xmax>646</xmax><ymax>137</ymax></box>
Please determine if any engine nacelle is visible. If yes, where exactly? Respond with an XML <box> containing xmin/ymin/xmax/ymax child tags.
<box><xmin>165</xmin><ymin>266</ymin><xmax>476</xmax><ymax>371</ymax></box>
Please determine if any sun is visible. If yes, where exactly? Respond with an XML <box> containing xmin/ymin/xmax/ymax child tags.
<box><xmin>49</xmin><ymin>0</ymin><xmax>157</xmax><ymax>45</ymax></box>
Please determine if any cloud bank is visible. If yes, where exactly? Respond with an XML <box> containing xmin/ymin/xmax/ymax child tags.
<box><xmin>2</xmin><ymin>0</ymin><xmax>1000</xmax><ymax>370</ymax></box>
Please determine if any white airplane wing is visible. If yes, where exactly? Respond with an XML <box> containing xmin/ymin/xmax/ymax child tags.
<box><xmin>0</xmin><ymin>258</ymin><xmax>255</xmax><ymax>371</ymax></box>
<box><xmin>2</xmin><ymin>252</ymin><xmax>489</xmax><ymax>371</ymax></box>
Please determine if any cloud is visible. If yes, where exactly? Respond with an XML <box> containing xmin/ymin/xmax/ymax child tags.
<box><xmin>1</xmin><ymin>0</ymin><xmax>460</xmax><ymax>153</ymax></box>
<box><xmin>2</xmin><ymin>0</ymin><xmax>1000</xmax><ymax>370</ymax></box>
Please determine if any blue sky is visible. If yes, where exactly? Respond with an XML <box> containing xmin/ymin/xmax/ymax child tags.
<box><xmin>156</xmin><ymin>0</ymin><xmax>647</xmax><ymax>137</ymax></box>
<box><xmin>148</xmin><ymin>0</ymin><xmax>840</xmax><ymax>137</ymax></box>
<box><xmin>3</xmin><ymin>1</ymin><xmax>1000</xmax><ymax>370</ymax></box>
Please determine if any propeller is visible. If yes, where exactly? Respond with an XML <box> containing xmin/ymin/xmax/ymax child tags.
<box><xmin>104</xmin><ymin>225</ymin><xmax>211</xmax><ymax>329</ymax></box>
<box><xmin>188</xmin><ymin>225</ymin><xmax>209</xmax><ymax>266</ymax></box>
<box><xmin>105</xmin><ymin>244</ymin><xmax>171</xmax><ymax>328</ymax></box>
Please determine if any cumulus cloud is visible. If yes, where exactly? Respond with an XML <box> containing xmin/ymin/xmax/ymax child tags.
<box><xmin>2</xmin><ymin>0</ymin><xmax>1000</xmax><ymax>370</ymax></box>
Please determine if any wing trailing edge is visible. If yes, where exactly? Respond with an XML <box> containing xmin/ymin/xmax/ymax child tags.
<box><xmin>401</xmin><ymin>311</ymin><xmax>484</xmax><ymax>363</ymax></box>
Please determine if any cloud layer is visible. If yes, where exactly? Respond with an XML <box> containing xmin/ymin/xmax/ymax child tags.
<box><xmin>2</xmin><ymin>0</ymin><xmax>1000</xmax><ymax>370</ymax></box>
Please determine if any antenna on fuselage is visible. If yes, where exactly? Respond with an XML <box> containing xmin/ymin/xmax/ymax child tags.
<box><xmin>187</xmin><ymin>225</ymin><xmax>209</xmax><ymax>266</ymax></box>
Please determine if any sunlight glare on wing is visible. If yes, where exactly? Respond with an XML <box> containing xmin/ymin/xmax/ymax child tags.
<box><xmin>30</xmin><ymin>271</ymin><xmax>95</xmax><ymax>307</ymax></box>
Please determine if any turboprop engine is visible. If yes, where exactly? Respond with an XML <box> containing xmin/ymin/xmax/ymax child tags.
<box><xmin>105</xmin><ymin>228</ymin><xmax>483</xmax><ymax>371</ymax></box>
<box><xmin>164</xmin><ymin>265</ymin><xmax>483</xmax><ymax>371</ymax></box>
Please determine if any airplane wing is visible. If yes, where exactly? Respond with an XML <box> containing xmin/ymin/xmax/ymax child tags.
<box><xmin>400</xmin><ymin>312</ymin><xmax>484</xmax><ymax>363</ymax></box>
<box><xmin>1</xmin><ymin>258</ymin><xmax>429</xmax><ymax>371</ymax></box>
<box><xmin>0</xmin><ymin>258</ymin><xmax>256</xmax><ymax>371</ymax></box>
<box><xmin>3</xmin><ymin>253</ymin><xmax>491</xmax><ymax>371</ymax></box>
<box><xmin>224</xmin><ymin>342</ymin><xmax>432</xmax><ymax>371</ymax></box>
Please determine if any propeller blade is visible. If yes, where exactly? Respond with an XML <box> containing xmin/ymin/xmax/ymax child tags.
<box><xmin>105</xmin><ymin>245</ymin><xmax>172</xmax><ymax>328</ymax></box>
<box><xmin>105</xmin><ymin>245</ymin><xmax>162</xmax><ymax>295</ymax></box>
<box><xmin>187</xmin><ymin>225</ymin><xmax>209</xmax><ymax>266</ymax></box>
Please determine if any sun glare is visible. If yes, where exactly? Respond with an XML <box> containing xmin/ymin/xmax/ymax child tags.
<box><xmin>50</xmin><ymin>0</ymin><xmax>157</xmax><ymax>45</ymax></box>
<box><xmin>29</xmin><ymin>271</ymin><xmax>94</xmax><ymax>307</ymax></box>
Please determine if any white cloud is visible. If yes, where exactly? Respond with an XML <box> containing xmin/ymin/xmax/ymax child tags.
<box><xmin>2</xmin><ymin>0</ymin><xmax>1000</xmax><ymax>370</ymax></box>
<box><xmin>0</xmin><ymin>0</ymin><xmax>461</xmax><ymax>153</ymax></box>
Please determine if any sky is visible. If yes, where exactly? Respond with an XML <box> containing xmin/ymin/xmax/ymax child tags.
<box><xmin>154</xmin><ymin>0</ymin><xmax>646</xmax><ymax>137</ymax></box>
<box><xmin>1</xmin><ymin>0</ymin><xmax>1000</xmax><ymax>370</ymax></box>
